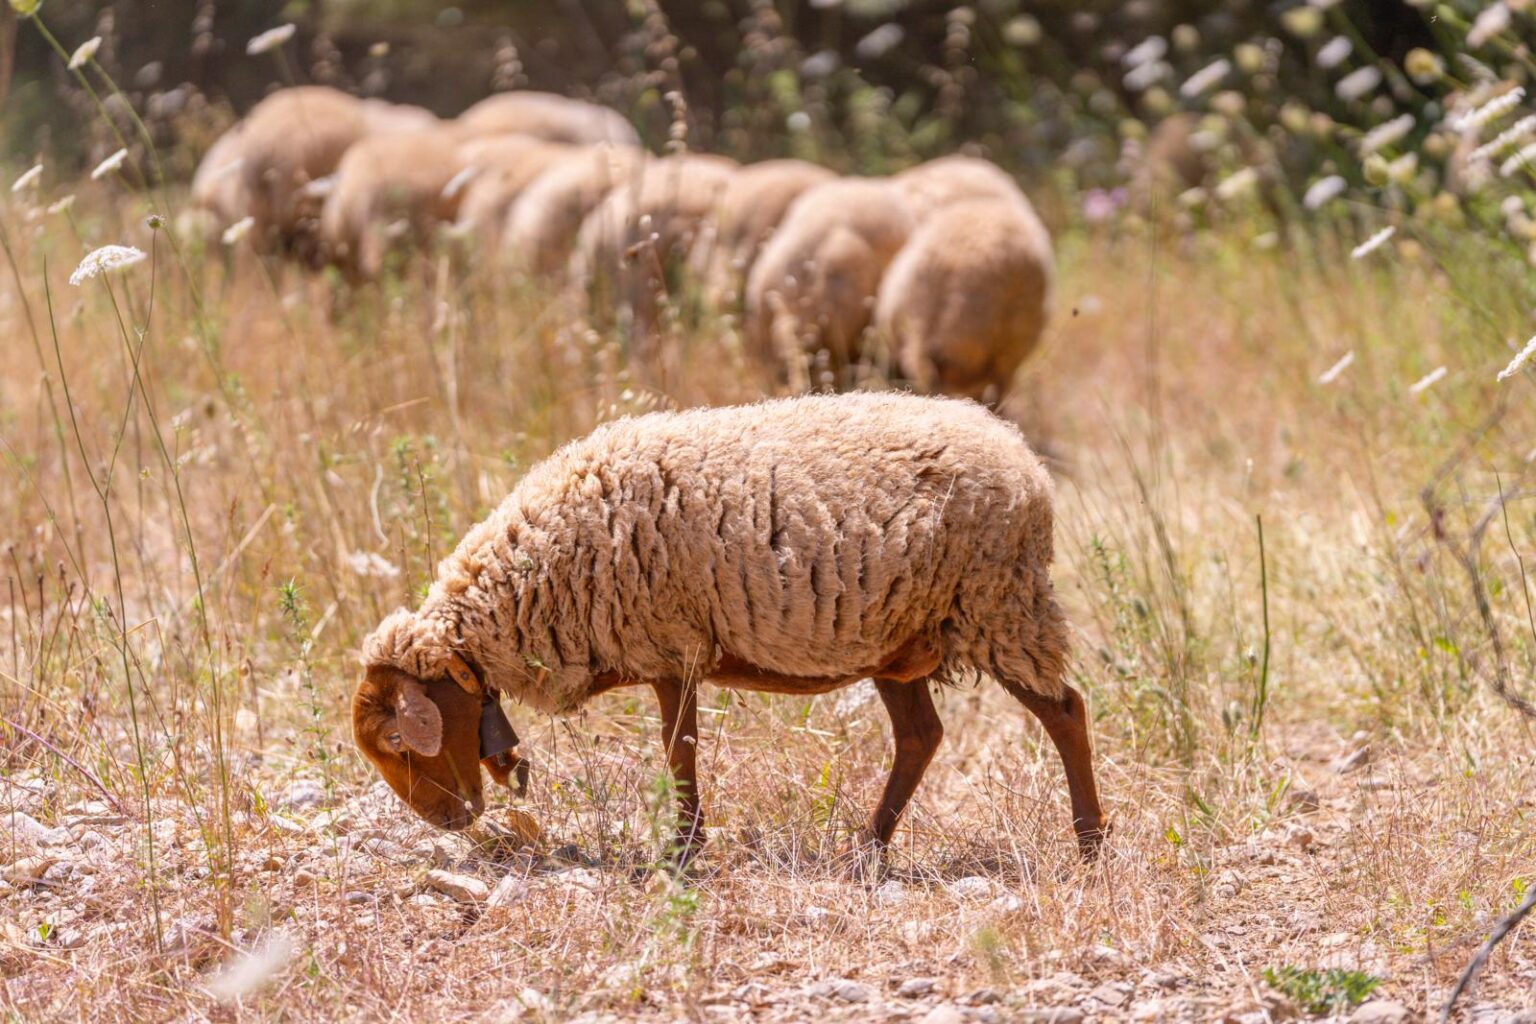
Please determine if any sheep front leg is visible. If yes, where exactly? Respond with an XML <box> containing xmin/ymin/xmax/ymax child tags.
<box><xmin>651</xmin><ymin>678</ymin><xmax>704</xmax><ymax>864</ymax></box>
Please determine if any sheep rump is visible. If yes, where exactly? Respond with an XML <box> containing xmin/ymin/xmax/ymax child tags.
<box><xmin>363</xmin><ymin>392</ymin><xmax>1066</xmax><ymax>715</ymax></box>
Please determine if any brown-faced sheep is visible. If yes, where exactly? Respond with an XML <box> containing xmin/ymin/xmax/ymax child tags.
<box><xmin>569</xmin><ymin>153</ymin><xmax>738</xmax><ymax>338</ymax></box>
<box><xmin>353</xmin><ymin>391</ymin><xmax>1106</xmax><ymax>862</ymax></box>
<box><xmin>873</xmin><ymin>197</ymin><xmax>1054</xmax><ymax>403</ymax></box>
<box><xmin>319</xmin><ymin>127</ymin><xmax>469</xmax><ymax>279</ymax></box>
<box><xmin>237</xmin><ymin>86</ymin><xmax>436</xmax><ymax>250</ymax></box>
<box><xmin>456</xmin><ymin>91</ymin><xmax>638</xmax><ymax>146</ymax></box>
<box><xmin>500</xmin><ymin>144</ymin><xmax>645</xmax><ymax>277</ymax></box>
<box><xmin>450</xmin><ymin>137</ymin><xmax>580</xmax><ymax>252</ymax></box>
<box><xmin>743</xmin><ymin>177</ymin><xmax>915</xmax><ymax>385</ymax></box>
<box><xmin>691</xmin><ymin>158</ymin><xmax>837</xmax><ymax>311</ymax></box>
<box><xmin>895</xmin><ymin>154</ymin><xmax>1028</xmax><ymax>221</ymax></box>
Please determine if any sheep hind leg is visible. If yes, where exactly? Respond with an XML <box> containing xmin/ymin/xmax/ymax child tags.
<box><xmin>651</xmin><ymin>678</ymin><xmax>705</xmax><ymax>866</ymax></box>
<box><xmin>865</xmin><ymin>678</ymin><xmax>944</xmax><ymax>846</ymax></box>
<box><xmin>997</xmin><ymin>676</ymin><xmax>1109</xmax><ymax>861</ymax></box>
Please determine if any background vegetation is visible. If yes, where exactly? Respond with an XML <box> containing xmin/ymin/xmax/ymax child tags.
<box><xmin>2</xmin><ymin>0</ymin><xmax>1535</xmax><ymax>1020</ymax></box>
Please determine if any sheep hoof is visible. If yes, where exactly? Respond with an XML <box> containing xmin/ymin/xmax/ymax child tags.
<box><xmin>839</xmin><ymin>832</ymin><xmax>888</xmax><ymax>883</ymax></box>
<box><xmin>1076</xmin><ymin>820</ymin><xmax>1111</xmax><ymax>862</ymax></box>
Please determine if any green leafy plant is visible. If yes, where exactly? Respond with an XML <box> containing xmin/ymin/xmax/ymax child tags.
<box><xmin>1262</xmin><ymin>966</ymin><xmax>1381</xmax><ymax>1014</ymax></box>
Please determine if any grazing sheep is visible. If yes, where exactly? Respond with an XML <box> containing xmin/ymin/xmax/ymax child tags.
<box><xmin>743</xmin><ymin>177</ymin><xmax>915</xmax><ymax>384</ymax></box>
<box><xmin>692</xmin><ymin>158</ymin><xmax>837</xmax><ymax>311</ymax></box>
<box><xmin>451</xmin><ymin>137</ymin><xmax>579</xmax><ymax>252</ymax></box>
<box><xmin>456</xmin><ymin>91</ymin><xmax>639</xmax><ymax>146</ymax></box>
<box><xmin>500</xmin><ymin>144</ymin><xmax>645</xmax><ymax>277</ymax></box>
<box><xmin>319</xmin><ymin>127</ymin><xmax>469</xmax><ymax>279</ymax></box>
<box><xmin>353</xmin><ymin>391</ymin><xmax>1107</xmax><ymax>862</ymax></box>
<box><xmin>569</xmin><ymin>153</ymin><xmax>738</xmax><ymax>337</ymax></box>
<box><xmin>874</xmin><ymin>197</ymin><xmax>1054</xmax><ymax>403</ymax></box>
<box><xmin>895</xmin><ymin>154</ymin><xmax>1028</xmax><ymax>221</ymax></box>
<box><xmin>237</xmin><ymin>86</ymin><xmax>436</xmax><ymax>250</ymax></box>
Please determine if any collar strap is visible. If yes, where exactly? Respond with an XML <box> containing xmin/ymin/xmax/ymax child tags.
<box><xmin>445</xmin><ymin>653</ymin><xmax>481</xmax><ymax>695</ymax></box>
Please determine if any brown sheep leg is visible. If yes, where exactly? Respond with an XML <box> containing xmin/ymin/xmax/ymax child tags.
<box><xmin>1009</xmin><ymin>684</ymin><xmax>1108</xmax><ymax>860</ymax></box>
<box><xmin>866</xmin><ymin>678</ymin><xmax>944</xmax><ymax>845</ymax></box>
<box><xmin>651</xmin><ymin>678</ymin><xmax>704</xmax><ymax>863</ymax></box>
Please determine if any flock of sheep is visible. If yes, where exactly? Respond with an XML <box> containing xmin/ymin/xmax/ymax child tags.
<box><xmin>189</xmin><ymin>85</ymin><xmax>1055</xmax><ymax>402</ymax></box>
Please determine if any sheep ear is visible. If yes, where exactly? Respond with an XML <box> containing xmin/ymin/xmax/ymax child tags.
<box><xmin>394</xmin><ymin>679</ymin><xmax>443</xmax><ymax>757</ymax></box>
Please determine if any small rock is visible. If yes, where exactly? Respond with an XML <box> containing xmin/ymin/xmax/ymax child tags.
<box><xmin>897</xmin><ymin>977</ymin><xmax>938</xmax><ymax>998</ymax></box>
<box><xmin>3</xmin><ymin>856</ymin><xmax>55</xmax><ymax>886</ymax></box>
<box><xmin>1089</xmin><ymin>981</ymin><xmax>1134</xmax><ymax>1008</ymax></box>
<box><xmin>1019</xmin><ymin>1009</ymin><xmax>1084</xmax><ymax>1024</ymax></box>
<box><xmin>949</xmin><ymin>876</ymin><xmax>996</xmax><ymax>900</ymax></box>
<box><xmin>344</xmin><ymin>891</ymin><xmax>375</xmax><ymax>905</ymax></box>
<box><xmin>76</xmin><ymin>830</ymin><xmax>111</xmax><ymax>853</ymax></box>
<box><xmin>964</xmin><ymin>1008</ymin><xmax>1002</xmax><ymax>1024</ymax></box>
<box><xmin>3</xmin><ymin>811</ymin><xmax>52</xmax><ymax>844</ymax></box>
<box><xmin>1349</xmin><ymin>1001</ymin><xmax>1416</xmax><ymax>1024</ymax></box>
<box><xmin>278</xmin><ymin>779</ymin><xmax>330</xmax><ymax>811</ymax></box>
<box><xmin>1285</xmin><ymin>788</ymin><xmax>1321</xmax><ymax>814</ymax></box>
<box><xmin>988</xmin><ymin>893</ymin><xmax>1024</xmax><ymax>914</ymax></box>
<box><xmin>41</xmin><ymin>861</ymin><xmax>75</xmax><ymax>885</ymax></box>
<box><xmin>804</xmin><ymin>906</ymin><xmax>832</xmax><ymax>928</ymax></box>
<box><xmin>487</xmin><ymin>876</ymin><xmax>527</xmax><ymax>909</ymax></box>
<box><xmin>965</xmin><ymin>989</ymin><xmax>1002</xmax><ymax>1005</ymax></box>
<box><xmin>920</xmin><ymin>1008</ymin><xmax>967</xmax><ymax>1024</ymax></box>
<box><xmin>358</xmin><ymin>837</ymin><xmax>409</xmax><ymax>862</ymax></box>
<box><xmin>291</xmin><ymin>868</ymin><xmax>316</xmax><ymax>887</ymax></box>
<box><xmin>425</xmin><ymin>869</ymin><xmax>488</xmax><ymax>904</ymax></box>
<box><xmin>874</xmin><ymin>880</ymin><xmax>908</xmax><ymax>906</ymax></box>
<box><xmin>816</xmin><ymin>979</ymin><xmax>870</xmax><ymax>1003</ymax></box>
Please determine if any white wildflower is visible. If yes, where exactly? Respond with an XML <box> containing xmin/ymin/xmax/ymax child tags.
<box><xmin>1387</xmin><ymin>152</ymin><xmax>1418</xmax><ymax>184</ymax></box>
<box><xmin>221</xmin><ymin>216</ymin><xmax>255</xmax><ymax>245</ymax></box>
<box><xmin>67</xmin><ymin>36</ymin><xmax>101</xmax><ymax>70</ymax></box>
<box><xmin>1214</xmin><ymin>167</ymin><xmax>1259</xmax><ymax>200</ymax></box>
<box><xmin>346</xmin><ymin>551</ymin><xmax>400</xmax><ymax>579</ymax></box>
<box><xmin>246</xmin><ymin>24</ymin><xmax>296</xmax><ymax>56</ymax></box>
<box><xmin>1359</xmin><ymin>114</ymin><xmax>1414</xmax><ymax>155</ymax></box>
<box><xmin>1409</xmin><ymin>366</ymin><xmax>1447</xmax><ymax>394</ymax></box>
<box><xmin>1471</xmin><ymin>115</ymin><xmax>1536</xmax><ymax>161</ymax></box>
<box><xmin>1319</xmin><ymin>351</ymin><xmax>1355</xmax><ymax>384</ymax></box>
<box><xmin>854</xmin><ymin>23</ymin><xmax>904</xmax><ymax>60</ymax></box>
<box><xmin>1497</xmin><ymin>334</ymin><xmax>1536</xmax><ymax>381</ymax></box>
<box><xmin>47</xmin><ymin>194</ymin><xmax>75</xmax><ymax>214</ymax></box>
<box><xmin>297</xmin><ymin>175</ymin><xmax>333</xmax><ymax>200</ymax></box>
<box><xmin>206</xmin><ymin>932</ymin><xmax>293</xmax><ymax>1003</ymax></box>
<box><xmin>1317</xmin><ymin>36</ymin><xmax>1353</xmax><ymax>70</ymax></box>
<box><xmin>68</xmin><ymin>244</ymin><xmax>147</xmax><ymax>285</ymax></box>
<box><xmin>441</xmin><ymin>165</ymin><xmax>477</xmax><ymax>201</ymax></box>
<box><xmin>1180</xmin><ymin>58</ymin><xmax>1230</xmax><ymax>97</ymax></box>
<box><xmin>1467</xmin><ymin>3</ymin><xmax>1512</xmax><ymax>49</ymax></box>
<box><xmin>1123</xmin><ymin>60</ymin><xmax>1169</xmax><ymax>92</ymax></box>
<box><xmin>10</xmin><ymin>163</ymin><xmax>42</xmax><ymax>192</ymax></box>
<box><xmin>1350</xmin><ymin>225</ymin><xmax>1395</xmax><ymax>259</ymax></box>
<box><xmin>90</xmin><ymin>148</ymin><xmax>128</xmax><ymax>180</ymax></box>
<box><xmin>1454</xmin><ymin>86</ymin><xmax>1525</xmax><ymax>131</ymax></box>
<box><xmin>1122</xmin><ymin>36</ymin><xmax>1167</xmax><ymax>69</ymax></box>
<box><xmin>1501</xmin><ymin>142</ymin><xmax>1536</xmax><ymax>177</ymax></box>
<box><xmin>1335</xmin><ymin>66</ymin><xmax>1380</xmax><ymax>102</ymax></box>
<box><xmin>1303</xmin><ymin>174</ymin><xmax>1346</xmax><ymax>209</ymax></box>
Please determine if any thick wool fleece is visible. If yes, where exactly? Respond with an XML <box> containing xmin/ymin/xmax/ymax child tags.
<box><xmin>874</xmin><ymin>197</ymin><xmax>1055</xmax><ymax>401</ymax></box>
<box><xmin>363</xmin><ymin>392</ymin><xmax>1067</xmax><ymax>715</ymax></box>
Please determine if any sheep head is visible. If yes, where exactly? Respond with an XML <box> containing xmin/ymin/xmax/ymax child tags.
<box><xmin>351</xmin><ymin>662</ymin><xmax>528</xmax><ymax>830</ymax></box>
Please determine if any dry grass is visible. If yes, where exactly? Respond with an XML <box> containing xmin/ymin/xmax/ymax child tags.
<box><xmin>2</xmin><ymin>180</ymin><xmax>1535</xmax><ymax>1023</ymax></box>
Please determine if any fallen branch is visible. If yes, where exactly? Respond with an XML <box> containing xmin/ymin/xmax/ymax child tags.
<box><xmin>0</xmin><ymin>714</ymin><xmax>128</xmax><ymax>814</ymax></box>
<box><xmin>1440</xmin><ymin>885</ymin><xmax>1536</xmax><ymax>1023</ymax></box>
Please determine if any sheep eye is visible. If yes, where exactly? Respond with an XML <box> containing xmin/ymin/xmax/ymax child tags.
<box><xmin>385</xmin><ymin>732</ymin><xmax>403</xmax><ymax>752</ymax></box>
